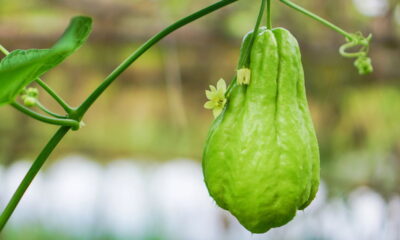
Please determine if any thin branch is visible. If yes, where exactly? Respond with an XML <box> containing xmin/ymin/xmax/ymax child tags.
<box><xmin>11</xmin><ymin>102</ymin><xmax>79</xmax><ymax>128</ymax></box>
<box><xmin>279</xmin><ymin>0</ymin><xmax>354</xmax><ymax>40</ymax></box>
<box><xmin>36</xmin><ymin>101</ymin><xmax>68</xmax><ymax>119</ymax></box>
<box><xmin>76</xmin><ymin>0</ymin><xmax>238</xmax><ymax>117</ymax></box>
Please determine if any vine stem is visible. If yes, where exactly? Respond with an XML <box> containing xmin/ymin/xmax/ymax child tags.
<box><xmin>266</xmin><ymin>0</ymin><xmax>272</xmax><ymax>30</ymax></box>
<box><xmin>279</xmin><ymin>0</ymin><xmax>354</xmax><ymax>40</ymax></box>
<box><xmin>11</xmin><ymin>102</ymin><xmax>79</xmax><ymax>128</ymax></box>
<box><xmin>0</xmin><ymin>127</ymin><xmax>70</xmax><ymax>230</ymax></box>
<box><xmin>238</xmin><ymin>0</ymin><xmax>266</xmax><ymax>68</ymax></box>
<box><xmin>76</xmin><ymin>0</ymin><xmax>238</xmax><ymax>117</ymax></box>
<box><xmin>0</xmin><ymin>44</ymin><xmax>9</xmax><ymax>56</ymax></box>
<box><xmin>0</xmin><ymin>0</ymin><xmax>237</xmax><ymax>231</ymax></box>
<box><xmin>36</xmin><ymin>101</ymin><xmax>68</xmax><ymax>119</ymax></box>
<box><xmin>35</xmin><ymin>79</ymin><xmax>73</xmax><ymax>114</ymax></box>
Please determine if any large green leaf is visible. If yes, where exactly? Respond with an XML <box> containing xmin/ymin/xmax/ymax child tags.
<box><xmin>0</xmin><ymin>16</ymin><xmax>92</xmax><ymax>105</ymax></box>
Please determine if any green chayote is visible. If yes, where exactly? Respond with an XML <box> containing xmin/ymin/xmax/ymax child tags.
<box><xmin>202</xmin><ymin>27</ymin><xmax>320</xmax><ymax>233</ymax></box>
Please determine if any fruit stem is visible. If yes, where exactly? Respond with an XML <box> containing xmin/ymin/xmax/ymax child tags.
<box><xmin>266</xmin><ymin>0</ymin><xmax>272</xmax><ymax>30</ymax></box>
<box><xmin>239</xmin><ymin>0</ymin><xmax>267</xmax><ymax>69</ymax></box>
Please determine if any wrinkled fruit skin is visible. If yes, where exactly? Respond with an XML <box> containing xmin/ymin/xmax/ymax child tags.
<box><xmin>202</xmin><ymin>28</ymin><xmax>320</xmax><ymax>233</ymax></box>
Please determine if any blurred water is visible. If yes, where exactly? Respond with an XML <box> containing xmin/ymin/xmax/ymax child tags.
<box><xmin>0</xmin><ymin>156</ymin><xmax>399</xmax><ymax>240</ymax></box>
<box><xmin>352</xmin><ymin>0</ymin><xmax>389</xmax><ymax>17</ymax></box>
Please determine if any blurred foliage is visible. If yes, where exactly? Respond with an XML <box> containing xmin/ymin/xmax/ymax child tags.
<box><xmin>327</xmin><ymin>86</ymin><xmax>400</xmax><ymax>197</ymax></box>
<box><xmin>334</xmin><ymin>86</ymin><xmax>400</xmax><ymax>153</ymax></box>
<box><xmin>0</xmin><ymin>0</ymin><xmax>399</xmax><ymax>198</ymax></box>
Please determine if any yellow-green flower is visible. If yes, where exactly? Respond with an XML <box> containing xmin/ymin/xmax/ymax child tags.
<box><xmin>204</xmin><ymin>79</ymin><xmax>227</xmax><ymax>118</ymax></box>
<box><xmin>237</xmin><ymin>68</ymin><xmax>251</xmax><ymax>85</ymax></box>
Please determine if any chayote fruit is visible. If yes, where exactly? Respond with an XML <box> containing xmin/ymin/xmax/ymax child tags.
<box><xmin>202</xmin><ymin>27</ymin><xmax>320</xmax><ymax>233</ymax></box>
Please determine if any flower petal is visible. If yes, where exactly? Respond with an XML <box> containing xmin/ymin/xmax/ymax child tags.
<box><xmin>204</xmin><ymin>101</ymin><xmax>215</xmax><ymax>109</ymax></box>
<box><xmin>217</xmin><ymin>78</ymin><xmax>226</xmax><ymax>92</ymax></box>
<box><xmin>213</xmin><ymin>108</ymin><xmax>223</xmax><ymax>118</ymax></box>
<box><xmin>205</xmin><ymin>90</ymin><xmax>213</xmax><ymax>99</ymax></box>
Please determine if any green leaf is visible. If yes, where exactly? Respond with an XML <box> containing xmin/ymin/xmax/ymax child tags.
<box><xmin>0</xmin><ymin>16</ymin><xmax>92</xmax><ymax>106</ymax></box>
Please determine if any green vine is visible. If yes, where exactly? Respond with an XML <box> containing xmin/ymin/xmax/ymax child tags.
<box><xmin>266</xmin><ymin>0</ymin><xmax>272</xmax><ymax>30</ymax></box>
<box><xmin>279</xmin><ymin>0</ymin><xmax>373</xmax><ymax>74</ymax></box>
<box><xmin>238</xmin><ymin>0</ymin><xmax>267</xmax><ymax>70</ymax></box>
<box><xmin>75</xmin><ymin>0</ymin><xmax>238</xmax><ymax>118</ymax></box>
<box><xmin>10</xmin><ymin>102</ymin><xmax>80</xmax><ymax>129</ymax></box>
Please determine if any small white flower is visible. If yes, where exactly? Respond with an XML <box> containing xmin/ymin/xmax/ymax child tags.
<box><xmin>237</xmin><ymin>68</ymin><xmax>251</xmax><ymax>85</ymax></box>
<box><xmin>204</xmin><ymin>79</ymin><xmax>227</xmax><ymax>118</ymax></box>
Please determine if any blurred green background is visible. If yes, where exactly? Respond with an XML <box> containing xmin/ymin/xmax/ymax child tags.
<box><xmin>0</xmin><ymin>0</ymin><xmax>399</xmax><ymax>239</ymax></box>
